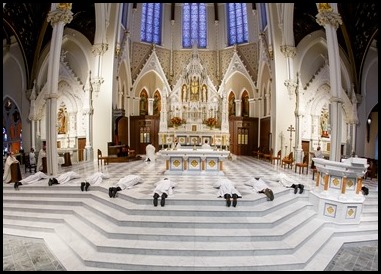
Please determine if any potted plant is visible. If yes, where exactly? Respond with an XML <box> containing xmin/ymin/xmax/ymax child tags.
<box><xmin>204</xmin><ymin>117</ymin><xmax>217</xmax><ymax>129</ymax></box>
<box><xmin>170</xmin><ymin>116</ymin><xmax>184</xmax><ymax>128</ymax></box>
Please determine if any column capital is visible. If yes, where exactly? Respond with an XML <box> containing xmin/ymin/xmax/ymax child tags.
<box><xmin>284</xmin><ymin>79</ymin><xmax>298</xmax><ymax>94</ymax></box>
<box><xmin>47</xmin><ymin>4</ymin><xmax>73</xmax><ymax>25</ymax></box>
<box><xmin>330</xmin><ymin>96</ymin><xmax>343</xmax><ymax>103</ymax></box>
<box><xmin>92</xmin><ymin>43</ymin><xmax>109</xmax><ymax>56</ymax></box>
<box><xmin>280</xmin><ymin>45</ymin><xmax>296</xmax><ymax>58</ymax></box>
<box><xmin>316</xmin><ymin>10</ymin><xmax>342</xmax><ymax>29</ymax></box>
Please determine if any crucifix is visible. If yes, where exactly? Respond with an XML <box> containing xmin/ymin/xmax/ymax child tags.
<box><xmin>287</xmin><ymin>124</ymin><xmax>295</xmax><ymax>154</ymax></box>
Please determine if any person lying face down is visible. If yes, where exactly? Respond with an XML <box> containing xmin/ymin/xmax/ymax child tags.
<box><xmin>14</xmin><ymin>171</ymin><xmax>49</xmax><ymax>190</ymax></box>
<box><xmin>48</xmin><ymin>171</ymin><xmax>81</xmax><ymax>186</ymax></box>
<box><xmin>152</xmin><ymin>178</ymin><xmax>177</xmax><ymax>207</ymax></box>
<box><xmin>80</xmin><ymin>172</ymin><xmax>110</xmax><ymax>192</ymax></box>
<box><xmin>108</xmin><ymin>174</ymin><xmax>142</xmax><ymax>198</ymax></box>
<box><xmin>247</xmin><ymin>173</ymin><xmax>304</xmax><ymax>194</ymax></box>
<box><xmin>245</xmin><ymin>177</ymin><xmax>274</xmax><ymax>201</ymax></box>
<box><xmin>213</xmin><ymin>178</ymin><xmax>242</xmax><ymax>207</ymax></box>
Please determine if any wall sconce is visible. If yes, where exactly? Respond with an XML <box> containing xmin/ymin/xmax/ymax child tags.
<box><xmin>366</xmin><ymin>116</ymin><xmax>371</xmax><ymax>143</ymax></box>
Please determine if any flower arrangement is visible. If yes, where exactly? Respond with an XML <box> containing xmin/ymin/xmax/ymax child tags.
<box><xmin>170</xmin><ymin>116</ymin><xmax>184</xmax><ymax>127</ymax></box>
<box><xmin>204</xmin><ymin>117</ymin><xmax>218</xmax><ymax>127</ymax></box>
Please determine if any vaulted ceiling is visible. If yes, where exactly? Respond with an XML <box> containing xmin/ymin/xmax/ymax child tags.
<box><xmin>3</xmin><ymin>3</ymin><xmax>378</xmax><ymax>93</ymax></box>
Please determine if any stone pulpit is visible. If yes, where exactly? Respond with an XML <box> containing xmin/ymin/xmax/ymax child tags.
<box><xmin>310</xmin><ymin>157</ymin><xmax>368</xmax><ymax>223</ymax></box>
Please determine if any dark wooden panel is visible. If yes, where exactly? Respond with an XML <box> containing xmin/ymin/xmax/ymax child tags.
<box><xmin>229</xmin><ymin>116</ymin><xmax>258</xmax><ymax>156</ymax></box>
<box><xmin>130</xmin><ymin>115</ymin><xmax>160</xmax><ymax>155</ymax></box>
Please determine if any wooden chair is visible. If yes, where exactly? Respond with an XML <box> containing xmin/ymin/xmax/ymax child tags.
<box><xmin>10</xmin><ymin>162</ymin><xmax>22</xmax><ymax>183</ymax></box>
<box><xmin>271</xmin><ymin>150</ymin><xmax>282</xmax><ymax>165</ymax></box>
<box><xmin>97</xmin><ymin>149</ymin><xmax>109</xmax><ymax>166</ymax></box>
<box><xmin>281</xmin><ymin>152</ymin><xmax>294</xmax><ymax>169</ymax></box>
<box><xmin>257</xmin><ymin>147</ymin><xmax>266</xmax><ymax>160</ymax></box>
<box><xmin>42</xmin><ymin>157</ymin><xmax>47</xmax><ymax>173</ymax></box>
<box><xmin>253</xmin><ymin>147</ymin><xmax>261</xmax><ymax>159</ymax></box>
<box><xmin>24</xmin><ymin>153</ymin><xmax>37</xmax><ymax>173</ymax></box>
<box><xmin>263</xmin><ymin>148</ymin><xmax>273</xmax><ymax>162</ymax></box>
<box><xmin>295</xmin><ymin>154</ymin><xmax>309</xmax><ymax>175</ymax></box>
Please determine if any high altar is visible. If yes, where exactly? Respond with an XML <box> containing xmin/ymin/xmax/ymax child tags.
<box><xmin>158</xmin><ymin>45</ymin><xmax>230</xmax><ymax>149</ymax></box>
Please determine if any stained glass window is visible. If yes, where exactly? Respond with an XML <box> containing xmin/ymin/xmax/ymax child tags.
<box><xmin>141</xmin><ymin>3</ymin><xmax>162</xmax><ymax>45</ymax></box>
<box><xmin>260</xmin><ymin>3</ymin><xmax>267</xmax><ymax>32</ymax></box>
<box><xmin>227</xmin><ymin>3</ymin><xmax>249</xmax><ymax>46</ymax></box>
<box><xmin>182</xmin><ymin>3</ymin><xmax>207</xmax><ymax>48</ymax></box>
<box><xmin>3</xmin><ymin>98</ymin><xmax>22</xmax><ymax>155</ymax></box>
<box><xmin>121</xmin><ymin>3</ymin><xmax>128</xmax><ymax>29</ymax></box>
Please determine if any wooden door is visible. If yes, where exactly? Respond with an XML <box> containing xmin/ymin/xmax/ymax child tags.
<box><xmin>78</xmin><ymin>138</ymin><xmax>86</xmax><ymax>162</ymax></box>
<box><xmin>117</xmin><ymin>117</ymin><xmax>129</xmax><ymax>145</ymax></box>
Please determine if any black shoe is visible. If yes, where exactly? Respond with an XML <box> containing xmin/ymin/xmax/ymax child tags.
<box><xmin>80</xmin><ymin>182</ymin><xmax>85</xmax><ymax>192</ymax></box>
<box><xmin>48</xmin><ymin>178</ymin><xmax>53</xmax><ymax>186</ymax></box>
<box><xmin>51</xmin><ymin>178</ymin><xmax>59</xmax><ymax>185</ymax></box>
<box><xmin>14</xmin><ymin>182</ymin><xmax>19</xmax><ymax>190</ymax></box>
<box><xmin>225</xmin><ymin>194</ymin><xmax>231</xmax><ymax>207</ymax></box>
<box><xmin>361</xmin><ymin>186</ymin><xmax>369</xmax><ymax>196</ymax></box>
<box><xmin>298</xmin><ymin>184</ymin><xmax>304</xmax><ymax>194</ymax></box>
<box><xmin>153</xmin><ymin>193</ymin><xmax>159</xmax><ymax>206</ymax></box>
<box><xmin>112</xmin><ymin>188</ymin><xmax>118</xmax><ymax>198</ymax></box>
<box><xmin>108</xmin><ymin>187</ymin><xmax>113</xmax><ymax>198</ymax></box>
<box><xmin>293</xmin><ymin>185</ymin><xmax>298</xmax><ymax>194</ymax></box>
<box><xmin>232</xmin><ymin>194</ymin><xmax>238</xmax><ymax>207</ymax></box>
<box><xmin>85</xmin><ymin>182</ymin><xmax>90</xmax><ymax>191</ymax></box>
<box><xmin>160</xmin><ymin>194</ymin><xmax>166</xmax><ymax>207</ymax></box>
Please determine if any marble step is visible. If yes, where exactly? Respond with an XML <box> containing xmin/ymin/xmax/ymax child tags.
<box><xmin>3</xmin><ymin>188</ymin><xmax>311</xmax><ymax>217</ymax></box>
<box><xmin>3</xmin><ymin>206</ymin><xmax>318</xmax><ymax>243</ymax></box>
<box><xmin>4</xmin><ymin>185</ymin><xmax>295</xmax><ymax>206</ymax></box>
<box><xmin>3</xmin><ymin>195</ymin><xmax>315</xmax><ymax>229</ymax></box>
<box><xmin>52</xmin><ymin>222</ymin><xmax>379</xmax><ymax>271</ymax></box>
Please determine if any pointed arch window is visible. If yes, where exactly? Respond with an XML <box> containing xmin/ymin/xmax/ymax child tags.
<box><xmin>141</xmin><ymin>3</ymin><xmax>162</xmax><ymax>45</ymax></box>
<box><xmin>3</xmin><ymin>98</ymin><xmax>22</xmax><ymax>154</ymax></box>
<box><xmin>227</xmin><ymin>3</ymin><xmax>249</xmax><ymax>46</ymax></box>
<box><xmin>182</xmin><ymin>3</ymin><xmax>207</xmax><ymax>48</ymax></box>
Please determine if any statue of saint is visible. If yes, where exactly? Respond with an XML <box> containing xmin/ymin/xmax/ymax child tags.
<box><xmin>57</xmin><ymin>108</ymin><xmax>67</xmax><ymax>134</ymax></box>
<box><xmin>190</xmin><ymin>76</ymin><xmax>199</xmax><ymax>101</ymax></box>
<box><xmin>182</xmin><ymin>85</ymin><xmax>187</xmax><ymax>102</ymax></box>
<box><xmin>202</xmin><ymin>85</ymin><xmax>207</xmax><ymax>102</ymax></box>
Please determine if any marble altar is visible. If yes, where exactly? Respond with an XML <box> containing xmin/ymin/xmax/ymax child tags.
<box><xmin>158</xmin><ymin>148</ymin><xmax>230</xmax><ymax>175</ymax></box>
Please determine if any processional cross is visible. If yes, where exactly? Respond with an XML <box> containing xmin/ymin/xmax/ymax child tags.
<box><xmin>287</xmin><ymin>124</ymin><xmax>295</xmax><ymax>154</ymax></box>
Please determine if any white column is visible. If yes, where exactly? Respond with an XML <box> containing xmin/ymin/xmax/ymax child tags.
<box><xmin>235</xmin><ymin>99</ymin><xmax>241</xmax><ymax>117</ymax></box>
<box><xmin>45</xmin><ymin>4</ymin><xmax>73</xmax><ymax>176</ymax></box>
<box><xmin>148</xmin><ymin>98</ymin><xmax>154</xmax><ymax>116</ymax></box>
<box><xmin>316</xmin><ymin>4</ymin><xmax>343</xmax><ymax>161</ymax></box>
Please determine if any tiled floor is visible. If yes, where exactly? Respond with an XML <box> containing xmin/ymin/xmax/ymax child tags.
<box><xmin>3</xmin><ymin>155</ymin><xmax>378</xmax><ymax>271</ymax></box>
<box><xmin>3</xmin><ymin>234</ymin><xmax>66</xmax><ymax>271</ymax></box>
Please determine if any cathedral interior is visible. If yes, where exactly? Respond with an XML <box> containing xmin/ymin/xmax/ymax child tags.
<box><xmin>2</xmin><ymin>3</ymin><xmax>379</xmax><ymax>271</ymax></box>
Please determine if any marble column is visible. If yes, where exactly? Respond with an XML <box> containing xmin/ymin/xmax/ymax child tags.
<box><xmin>316</xmin><ymin>4</ymin><xmax>343</xmax><ymax>161</ymax></box>
<box><xmin>46</xmin><ymin>3</ymin><xmax>73</xmax><ymax>176</ymax></box>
